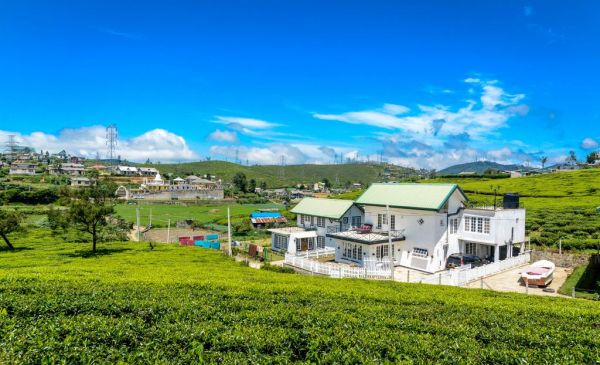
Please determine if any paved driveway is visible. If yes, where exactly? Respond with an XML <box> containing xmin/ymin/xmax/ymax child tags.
<box><xmin>465</xmin><ymin>265</ymin><xmax>571</xmax><ymax>297</ymax></box>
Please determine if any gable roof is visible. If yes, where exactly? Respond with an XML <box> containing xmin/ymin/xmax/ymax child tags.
<box><xmin>355</xmin><ymin>183</ymin><xmax>468</xmax><ymax>211</ymax></box>
<box><xmin>291</xmin><ymin>197</ymin><xmax>355</xmax><ymax>219</ymax></box>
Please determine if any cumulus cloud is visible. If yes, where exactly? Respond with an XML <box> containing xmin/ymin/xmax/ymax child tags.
<box><xmin>581</xmin><ymin>137</ymin><xmax>599</xmax><ymax>150</ymax></box>
<box><xmin>314</xmin><ymin>79</ymin><xmax>528</xmax><ymax>141</ymax></box>
<box><xmin>0</xmin><ymin>127</ymin><xmax>198</xmax><ymax>162</ymax></box>
<box><xmin>209</xmin><ymin>143</ymin><xmax>357</xmax><ymax>165</ymax></box>
<box><xmin>208</xmin><ymin>129</ymin><xmax>238</xmax><ymax>143</ymax></box>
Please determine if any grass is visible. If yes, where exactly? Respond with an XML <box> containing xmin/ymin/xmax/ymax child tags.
<box><xmin>114</xmin><ymin>202</ymin><xmax>285</xmax><ymax>228</ymax></box>
<box><xmin>559</xmin><ymin>264</ymin><xmax>600</xmax><ymax>300</ymax></box>
<box><xmin>0</xmin><ymin>231</ymin><xmax>599</xmax><ymax>363</ymax></box>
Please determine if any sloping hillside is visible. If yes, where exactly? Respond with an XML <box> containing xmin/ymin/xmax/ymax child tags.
<box><xmin>437</xmin><ymin>161</ymin><xmax>529</xmax><ymax>175</ymax></box>
<box><xmin>141</xmin><ymin>161</ymin><xmax>418</xmax><ymax>188</ymax></box>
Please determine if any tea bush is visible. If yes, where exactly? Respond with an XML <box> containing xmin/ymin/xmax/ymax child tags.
<box><xmin>0</xmin><ymin>235</ymin><xmax>599</xmax><ymax>363</ymax></box>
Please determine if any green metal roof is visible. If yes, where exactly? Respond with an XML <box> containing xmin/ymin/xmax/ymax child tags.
<box><xmin>355</xmin><ymin>183</ymin><xmax>467</xmax><ymax>211</ymax></box>
<box><xmin>291</xmin><ymin>197</ymin><xmax>355</xmax><ymax>219</ymax></box>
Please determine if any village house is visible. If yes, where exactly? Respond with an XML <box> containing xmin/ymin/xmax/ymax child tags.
<box><xmin>138</xmin><ymin>167</ymin><xmax>159</xmax><ymax>176</ymax></box>
<box><xmin>49</xmin><ymin>163</ymin><xmax>85</xmax><ymax>176</ymax></box>
<box><xmin>271</xmin><ymin>197</ymin><xmax>363</xmax><ymax>254</ymax></box>
<box><xmin>70</xmin><ymin>176</ymin><xmax>93</xmax><ymax>187</ymax></box>
<box><xmin>111</xmin><ymin>165</ymin><xmax>140</xmax><ymax>176</ymax></box>
<box><xmin>271</xmin><ymin>183</ymin><xmax>526</xmax><ymax>273</ymax></box>
<box><xmin>9</xmin><ymin>162</ymin><xmax>37</xmax><ymax>175</ymax></box>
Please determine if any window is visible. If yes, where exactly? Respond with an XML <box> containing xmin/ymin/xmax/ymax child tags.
<box><xmin>308</xmin><ymin>238</ymin><xmax>315</xmax><ymax>250</ymax></box>
<box><xmin>343</xmin><ymin>217</ymin><xmax>349</xmax><ymax>224</ymax></box>
<box><xmin>465</xmin><ymin>242</ymin><xmax>476</xmax><ymax>255</ymax></box>
<box><xmin>377</xmin><ymin>214</ymin><xmax>388</xmax><ymax>228</ymax></box>
<box><xmin>464</xmin><ymin>216</ymin><xmax>490</xmax><ymax>234</ymax></box>
<box><xmin>317</xmin><ymin>217</ymin><xmax>325</xmax><ymax>227</ymax></box>
<box><xmin>296</xmin><ymin>239</ymin><xmax>301</xmax><ymax>251</ymax></box>
<box><xmin>390</xmin><ymin>215</ymin><xmax>396</xmax><ymax>230</ymax></box>
<box><xmin>310</xmin><ymin>216</ymin><xmax>315</xmax><ymax>226</ymax></box>
<box><xmin>351</xmin><ymin>216</ymin><xmax>362</xmax><ymax>227</ymax></box>
<box><xmin>376</xmin><ymin>244</ymin><xmax>394</xmax><ymax>259</ymax></box>
<box><xmin>449</xmin><ymin>218</ymin><xmax>459</xmax><ymax>234</ymax></box>
<box><xmin>300</xmin><ymin>215</ymin><xmax>305</xmax><ymax>224</ymax></box>
<box><xmin>317</xmin><ymin>236</ymin><xmax>325</xmax><ymax>249</ymax></box>
<box><xmin>413</xmin><ymin>248</ymin><xmax>428</xmax><ymax>258</ymax></box>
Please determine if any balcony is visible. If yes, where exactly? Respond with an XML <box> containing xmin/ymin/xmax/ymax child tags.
<box><xmin>326</xmin><ymin>225</ymin><xmax>405</xmax><ymax>244</ymax></box>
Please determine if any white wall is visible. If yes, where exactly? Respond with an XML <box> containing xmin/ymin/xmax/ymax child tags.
<box><xmin>296</xmin><ymin>205</ymin><xmax>363</xmax><ymax>248</ymax></box>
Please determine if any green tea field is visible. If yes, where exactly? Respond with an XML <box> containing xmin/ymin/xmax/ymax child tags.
<box><xmin>114</xmin><ymin>202</ymin><xmax>285</xmax><ymax>228</ymax></box>
<box><xmin>0</xmin><ymin>232</ymin><xmax>599</xmax><ymax>363</ymax></box>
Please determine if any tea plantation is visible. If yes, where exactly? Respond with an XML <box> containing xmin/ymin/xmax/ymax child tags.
<box><xmin>0</xmin><ymin>233</ymin><xmax>599</xmax><ymax>363</ymax></box>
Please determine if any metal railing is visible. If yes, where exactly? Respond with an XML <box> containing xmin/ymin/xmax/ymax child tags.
<box><xmin>326</xmin><ymin>225</ymin><xmax>405</xmax><ymax>239</ymax></box>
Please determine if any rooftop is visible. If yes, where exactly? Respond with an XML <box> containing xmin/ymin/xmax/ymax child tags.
<box><xmin>291</xmin><ymin>197</ymin><xmax>354</xmax><ymax>219</ymax></box>
<box><xmin>356</xmin><ymin>183</ymin><xmax>468</xmax><ymax>211</ymax></box>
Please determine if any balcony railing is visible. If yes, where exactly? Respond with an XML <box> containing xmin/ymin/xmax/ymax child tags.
<box><xmin>326</xmin><ymin>225</ymin><xmax>405</xmax><ymax>243</ymax></box>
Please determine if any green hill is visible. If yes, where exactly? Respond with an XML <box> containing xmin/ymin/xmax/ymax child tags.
<box><xmin>437</xmin><ymin>161</ymin><xmax>529</xmax><ymax>175</ymax></box>
<box><xmin>142</xmin><ymin>161</ymin><xmax>418</xmax><ymax>188</ymax></box>
<box><xmin>0</xmin><ymin>236</ymin><xmax>598</xmax><ymax>363</ymax></box>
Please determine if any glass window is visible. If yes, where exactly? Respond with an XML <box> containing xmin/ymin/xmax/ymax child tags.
<box><xmin>351</xmin><ymin>216</ymin><xmax>362</xmax><ymax>227</ymax></box>
<box><xmin>390</xmin><ymin>215</ymin><xmax>396</xmax><ymax>230</ymax></box>
<box><xmin>484</xmin><ymin>219</ymin><xmax>490</xmax><ymax>234</ymax></box>
<box><xmin>465</xmin><ymin>242</ymin><xmax>476</xmax><ymax>255</ymax></box>
<box><xmin>413</xmin><ymin>248</ymin><xmax>428</xmax><ymax>257</ymax></box>
<box><xmin>317</xmin><ymin>236</ymin><xmax>325</xmax><ymax>249</ymax></box>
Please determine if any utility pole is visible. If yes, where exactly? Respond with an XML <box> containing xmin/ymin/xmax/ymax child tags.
<box><xmin>167</xmin><ymin>219</ymin><xmax>171</xmax><ymax>244</ymax></box>
<box><xmin>227</xmin><ymin>207</ymin><xmax>232</xmax><ymax>256</ymax></box>
<box><xmin>387</xmin><ymin>204</ymin><xmax>394</xmax><ymax>280</ymax></box>
<box><xmin>106</xmin><ymin>124</ymin><xmax>118</xmax><ymax>167</ymax></box>
<box><xmin>136</xmin><ymin>207</ymin><xmax>141</xmax><ymax>242</ymax></box>
<box><xmin>149</xmin><ymin>209</ymin><xmax>152</xmax><ymax>227</ymax></box>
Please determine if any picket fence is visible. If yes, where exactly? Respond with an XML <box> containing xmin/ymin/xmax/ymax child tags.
<box><xmin>413</xmin><ymin>252</ymin><xmax>532</xmax><ymax>287</ymax></box>
<box><xmin>284</xmin><ymin>251</ymin><xmax>531</xmax><ymax>286</ymax></box>
<box><xmin>284</xmin><ymin>253</ymin><xmax>393</xmax><ymax>279</ymax></box>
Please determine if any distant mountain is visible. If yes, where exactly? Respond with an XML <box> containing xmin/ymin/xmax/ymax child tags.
<box><xmin>437</xmin><ymin>161</ymin><xmax>530</xmax><ymax>175</ymax></box>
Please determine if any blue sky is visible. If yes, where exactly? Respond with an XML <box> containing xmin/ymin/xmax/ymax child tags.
<box><xmin>1</xmin><ymin>0</ymin><xmax>599</xmax><ymax>169</ymax></box>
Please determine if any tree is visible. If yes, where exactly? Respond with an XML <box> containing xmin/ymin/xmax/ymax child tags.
<box><xmin>322</xmin><ymin>178</ymin><xmax>331</xmax><ymax>189</ymax></box>
<box><xmin>540</xmin><ymin>156</ymin><xmax>548</xmax><ymax>169</ymax></box>
<box><xmin>259</xmin><ymin>181</ymin><xmax>267</xmax><ymax>190</ymax></box>
<box><xmin>567</xmin><ymin>150</ymin><xmax>577</xmax><ymax>163</ymax></box>
<box><xmin>66</xmin><ymin>183</ymin><xmax>116</xmax><ymax>252</ymax></box>
<box><xmin>232</xmin><ymin>172</ymin><xmax>248</xmax><ymax>193</ymax></box>
<box><xmin>587</xmin><ymin>152</ymin><xmax>599</xmax><ymax>164</ymax></box>
<box><xmin>0</xmin><ymin>210</ymin><xmax>21</xmax><ymax>250</ymax></box>
<box><xmin>248</xmin><ymin>178</ymin><xmax>257</xmax><ymax>193</ymax></box>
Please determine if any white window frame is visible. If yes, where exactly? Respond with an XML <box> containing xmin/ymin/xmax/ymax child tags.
<box><xmin>465</xmin><ymin>242</ymin><xmax>476</xmax><ymax>255</ymax></box>
<box><xmin>317</xmin><ymin>236</ymin><xmax>325</xmax><ymax>249</ymax></box>
<box><xmin>413</xmin><ymin>248</ymin><xmax>428</xmax><ymax>258</ymax></box>
<box><xmin>317</xmin><ymin>216</ymin><xmax>325</xmax><ymax>228</ymax></box>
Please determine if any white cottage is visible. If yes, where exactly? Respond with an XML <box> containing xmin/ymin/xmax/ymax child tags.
<box><xmin>270</xmin><ymin>198</ymin><xmax>362</xmax><ymax>255</ymax></box>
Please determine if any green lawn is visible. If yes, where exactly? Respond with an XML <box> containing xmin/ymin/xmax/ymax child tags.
<box><xmin>114</xmin><ymin>202</ymin><xmax>285</xmax><ymax>228</ymax></box>
<box><xmin>559</xmin><ymin>264</ymin><xmax>600</xmax><ymax>300</ymax></box>
<box><xmin>0</xmin><ymin>232</ymin><xmax>599</xmax><ymax>363</ymax></box>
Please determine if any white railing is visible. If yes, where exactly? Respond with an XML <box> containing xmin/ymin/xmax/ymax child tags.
<box><xmin>284</xmin><ymin>254</ymin><xmax>393</xmax><ymax>280</ymax></box>
<box><xmin>297</xmin><ymin>247</ymin><xmax>336</xmax><ymax>258</ymax></box>
<box><xmin>416</xmin><ymin>252</ymin><xmax>531</xmax><ymax>287</ymax></box>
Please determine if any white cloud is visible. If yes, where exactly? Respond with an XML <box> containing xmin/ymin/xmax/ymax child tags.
<box><xmin>314</xmin><ymin>79</ymin><xmax>528</xmax><ymax>143</ymax></box>
<box><xmin>213</xmin><ymin>116</ymin><xmax>279</xmax><ymax>129</ymax></box>
<box><xmin>464</xmin><ymin>77</ymin><xmax>481</xmax><ymax>83</ymax></box>
<box><xmin>581</xmin><ymin>137</ymin><xmax>599</xmax><ymax>150</ymax></box>
<box><xmin>0</xmin><ymin>127</ymin><xmax>198</xmax><ymax>162</ymax></box>
<box><xmin>208</xmin><ymin>129</ymin><xmax>238</xmax><ymax>143</ymax></box>
<box><xmin>209</xmin><ymin>143</ymin><xmax>357</xmax><ymax>165</ymax></box>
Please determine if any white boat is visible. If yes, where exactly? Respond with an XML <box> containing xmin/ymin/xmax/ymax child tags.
<box><xmin>520</xmin><ymin>260</ymin><xmax>555</xmax><ymax>287</ymax></box>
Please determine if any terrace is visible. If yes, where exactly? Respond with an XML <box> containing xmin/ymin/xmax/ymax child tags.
<box><xmin>326</xmin><ymin>225</ymin><xmax>405</xmax><ymax>244</ymax></box>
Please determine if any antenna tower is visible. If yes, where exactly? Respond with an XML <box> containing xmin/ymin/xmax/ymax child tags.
<box><xmin>106</xmin><ymin>124</ymin><xmax>118</xmax><ymax>166</ymax></box>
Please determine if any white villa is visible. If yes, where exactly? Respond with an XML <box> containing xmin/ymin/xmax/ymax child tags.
<box><xmin>271</xmin><ymin>183</ymin><xmax>526</xmax><ymax>273</ymax></box>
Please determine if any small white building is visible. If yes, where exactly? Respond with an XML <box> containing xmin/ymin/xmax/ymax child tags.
<box><xmin>270</xmin><ymin>198</ymin><xmax>362</xmax><ymax>255</ymax></box>
<box><xmin>9</xmin><ymin>162</ymin><xmax>36</xmax><ymax>175</ymax></box>
<box><xmin>49</xmin><ymin>163</ymin><xmax>85</xmax><ymax>176</ymax></box>
<box><xmin>111</xmin><ymin>165</ymin><xmax>140</xmax><ymax>176</ymax></box>
<box><xmin>138</xmin><ymin>167</ymin><xmax>159</xmax><ymax>176</ymax></box>
<box><xmin>70</xmin><ymin>176</ymin><xmax>92</xmax><ymax>187</ymax></box>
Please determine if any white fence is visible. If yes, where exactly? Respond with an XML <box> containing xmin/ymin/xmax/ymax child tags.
<box><xmin>414</xmin><ymin>252</ymin><xmax>531</xmax><ymax>287</ymax></box>
<box><xmin>284</xmin><ymin>251</ymin><xmax>531</xmax><ymax>286</ymax></box>
<box><xmin>284</xmin><ymin>254</ymin><xmax>393</xmax><ymax>279</ymax></box>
